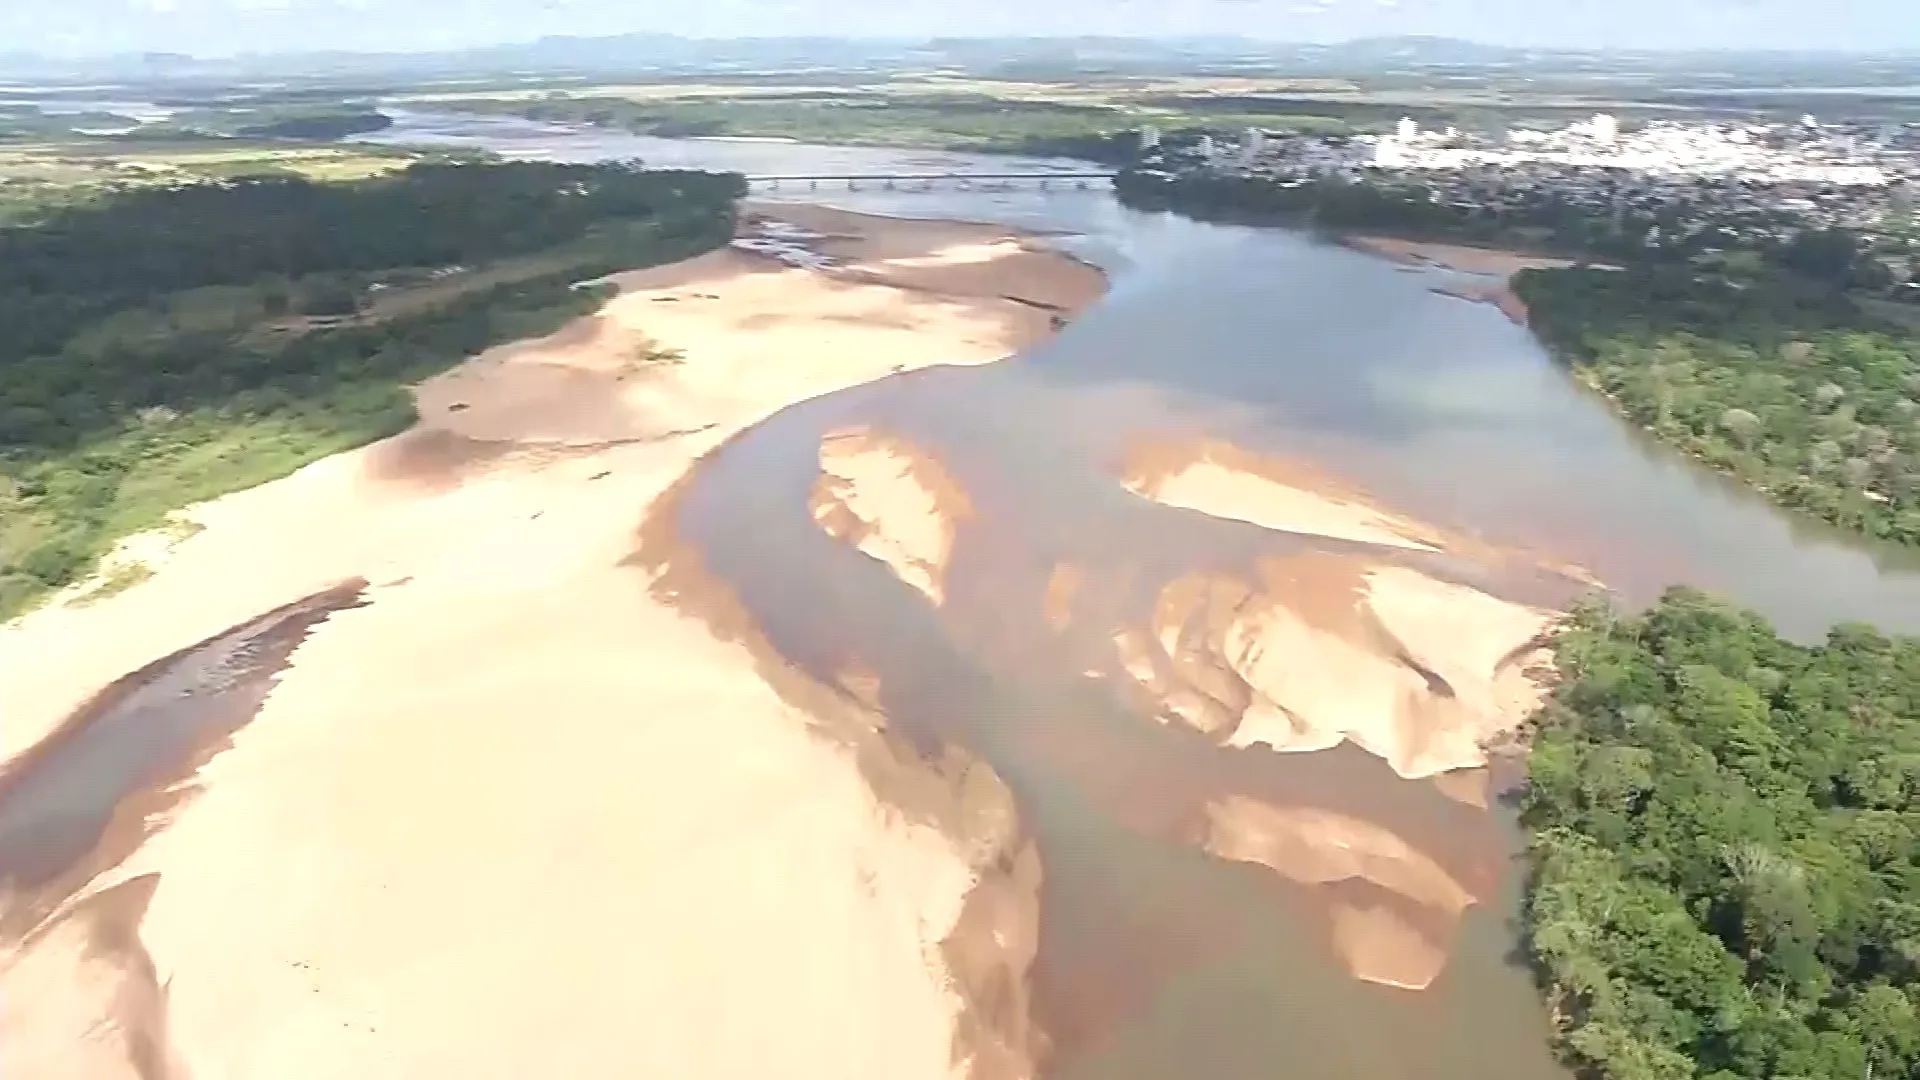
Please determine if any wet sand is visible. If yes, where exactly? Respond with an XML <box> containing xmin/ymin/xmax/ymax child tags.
<box><xmin>0</xmin><ymin>206</ymin><xmax>1098</xmax><ymax>1080</ymax></box>
<box><xmin>1346</xmin><ymin>236</ymin><xmax>1567</xmax><ymax>325</ymax></box>
<box><xmin>1345</xmin><ymin>236</ymin><xmax>1624</xmax><ymax>325</ymax></box>
<box><xmin>1344</xmin><ymin>236</ymin><xmax>1576</xmax><ymax>278</ymax></box>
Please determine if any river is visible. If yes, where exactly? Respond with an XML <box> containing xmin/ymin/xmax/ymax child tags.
<box><xmin>377</xmin><ymin>110</ymin><xmax>1920</xmax><ymax>1079</ymax></box>
<box><xmin>7</xmin><ymin>110</ymin><xmax>1913</xmax><ymax>1078</ymax></box>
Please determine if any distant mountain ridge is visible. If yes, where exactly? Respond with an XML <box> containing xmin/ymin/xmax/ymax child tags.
<box><xmin>1</xmin><ymin>33</ymin><xmax>1917</xmax><ymax>86</ymax></box>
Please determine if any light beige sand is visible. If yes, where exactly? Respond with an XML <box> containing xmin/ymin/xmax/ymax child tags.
<box><xmin>1108</xmin><ymin>437</ymin><xmax>1563</xmax><ymax>780</ymax></box>
<box><xmin>1347</xmin><ymin>236</ymin><xmax>1623</xmax><ymax>325</ymax></box>
<box><xmin>810</xmin><ymin>427</ymin><xmax>974</xmax><ymax>607</ymax></box>
<box><xmin>1346</xmin><ymin>236</ymin><xmax>1576</xmax><ymax>278</ymax></box>
<box><xmin>1114</xmin><ymin>553</ymin><xmax>1558</xmax><ymax>781</ymax></box>
<box><xmin>1199</xmin><ymin>796</ymin><xmax>1470</xmax><ymax>991</ymax></box>
<box><xmin>1200</xmin><ymin>797</ymin><xmax>1473</xmax><ymax>915</ymax></box>
<box><xmin>1122</xmin><ymin>438</ymin><xmax>1446</xmax><ymax>553</ymax></box>
<box><xmin>0</xmin><ymin>205</ymin><xmax>1101</xmax><ymax>1080</ymax></box>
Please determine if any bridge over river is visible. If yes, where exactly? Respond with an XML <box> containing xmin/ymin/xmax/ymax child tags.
<box><xmin>744</xmin><ymin>171</ymin><xmax>1115</xmax><ymax>192</ymax></box>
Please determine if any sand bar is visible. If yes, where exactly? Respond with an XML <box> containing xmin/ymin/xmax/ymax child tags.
<box><xmin>1122</xmin><ymin>437</ymin><xmax>1448</xmax><ymax>553</ymax></box>
<box><xmin>0</xmin><ymin>205</ymin><xmax>1101</xmax><ymax>1080</ymax></box>
<box><xmin>1345</xmin><ymin>235</ymin><xmax>1576</xmax><ymax>278</ymax></box>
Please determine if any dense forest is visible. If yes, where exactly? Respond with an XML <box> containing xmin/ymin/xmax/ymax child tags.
<box><xmin>1516</xmin><ymin>267</ymin><xmax>1920</xmax><ymax>546</ymax></box>
<box><xmin>1525</xmin><ymin>589</ymin><xmax>1920</xmax><ymax>1080</ymax></box>
<box><xmin>0</xmin><ymin>160</ymin><xmax>743</xmax><ymax>617</ymax></box>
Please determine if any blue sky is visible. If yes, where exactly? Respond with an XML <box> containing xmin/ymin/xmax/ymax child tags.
<box><xmin>6</xmin><ymin>0</ymin><xmax>1918</xmax><ymax>57</ymax></box>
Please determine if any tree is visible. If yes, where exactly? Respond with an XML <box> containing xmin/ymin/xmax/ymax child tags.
<box><xmin>1524</xmin><ymin>592</ymin><xmax>1920</xmax><ymax>1080</ymax></box>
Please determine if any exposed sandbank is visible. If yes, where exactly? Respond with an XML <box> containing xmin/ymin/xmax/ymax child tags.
<box><xmin>810</xmin><ymin>427</ymin><xmax>975</xmax><ymax>608</ymax></box>
<box><xmin>1200</xmin><ymin>796</ymin><xmax>1472</xmax><ymax>991</ymax></box>
<box><xmin>1122</xmin><ymin>438</ymin><xmax>1447</xmax><ymax>552</ymax></box>
<box><xmin>812</xmin><ymin>421</ymin><xmax>1564</xmax><ymax>992</ymax></box>
<box><xmin>1111</xmin><ymin>437</ymin><xmax>1563</xmax><ymax>786</ymax></box>
<box><xmin>1346</xmin><ymin>235</ymin><xmax>1623</xmax><ymax>325</ymax></box>
<box><xmin>1345</xmin><ymin>236</ymin><xmax>1576</xmax><ymax>278</ymax></box>
<box><xmin>0</xmin><ymin>205</ymin><xmax>1101</xmax><ymax>1080</ymax></box>
<box><xmin>1108</xmin><ymin>553</ymin><xmax>1558</xmax><ymax>782</ymax></box>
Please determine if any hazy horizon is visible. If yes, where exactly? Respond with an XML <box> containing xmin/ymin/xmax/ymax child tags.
<box><xmin>5</xmin><ymin>0</ymin><xmax>1917</xmax><ymax>61</ymax></box>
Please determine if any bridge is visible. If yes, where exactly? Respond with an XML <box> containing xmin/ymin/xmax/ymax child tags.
<box><xmin>744</xmin><ymin>172</ymin><xmax>1114</xmax><ymax>192</ymax></box>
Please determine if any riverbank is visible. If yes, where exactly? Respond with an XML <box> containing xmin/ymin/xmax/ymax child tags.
<box><xmin>0</xmin><ymin>205</ymin><xmax>1098</xmax><ymax>1080</ymax></box>
<box><xmin>1344</xmin><ymin>235</ymin><xmax>1582</xmax><ymax>325</ymax></box>
<box><xmin>1513</xmin><ymin>263</ymin><xmax>1920</xmax><ymax>551</ymax></box>
<box><xmin>1345</xmin><ymin>236</ymin><xmax>1577</xmax><ymax>279</ymax></box>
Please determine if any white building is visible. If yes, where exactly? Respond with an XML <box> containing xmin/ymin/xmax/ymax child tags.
<box><xmin>1138</xmin><ymin>125</ymin><xmax>1161</xmax><ymax>151</ymax></box>
<box><xmin>1591</xmin><ymin>113</ymin><xmax>1619</xmax><ymax>145</ymax></box>
<box><xmin>1396</xmin><ymin>117</ymin><xmax>1419</xmax><ymax>142</ymax></box>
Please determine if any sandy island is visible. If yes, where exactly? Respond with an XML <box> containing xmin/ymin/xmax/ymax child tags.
<box><xmin>0</xmin><ymin>204</ymin><xmax>1098</xmax><ymax>1080</ymax></box>
<box><xmin>1345</xmin><ymin>235</ymin><xmax>1584</xmax><ymax>325</ymax></box>
<box><xmin>1346</xmin><ymin>235</ymin><xmax>1628</xmax><ymax>327</ymax></box>
<box><xmin>1114</xmin><ymin>437</ymin><xmax>1561</xmax><ymax>784</ymax></box>
<box><xmin>806</xmin><ymin>426</ymin><xmax>1566</xmax><ymax>992</ymax></box>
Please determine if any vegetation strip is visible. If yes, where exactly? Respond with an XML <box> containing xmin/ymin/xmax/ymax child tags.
<box><xmin>0</xmin><ymin>159</ymin><xmax>744</xmax><ymax>618</ymax></box>
<box><xmin>1526</xmin><ymin>590</ymin><xmax>1920</xmax><ymax>1080</ymax></box>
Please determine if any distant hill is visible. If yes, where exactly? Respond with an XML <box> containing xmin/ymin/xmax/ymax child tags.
<box><xmin>2</xmin><ymin>34</ymin><xmax>1918</xmax><ymax>87</ymax></box>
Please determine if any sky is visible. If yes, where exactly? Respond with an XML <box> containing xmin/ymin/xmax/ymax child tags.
<box><xmin>4</xmin><ymin>0</ymin><xmax>1918</xmax><ymax>58</ymax></box>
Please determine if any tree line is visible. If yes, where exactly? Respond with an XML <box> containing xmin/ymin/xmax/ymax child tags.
<box><xmin>1516</xmin><ymin>267</ymin><xmax>1920</xmax><ymax>547</ymax></box>
<box><xmin>1527</xmin><ymin>589</ymin><xmax>1920</xmax><ymax>1080</ymax></box>
<box><xmin>0</xmin><ymin>160</ymin><xmax>744</xmax><ymax>616</ymax></box>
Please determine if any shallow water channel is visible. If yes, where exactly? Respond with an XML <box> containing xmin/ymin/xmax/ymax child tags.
<box><xmin>3</xmin><ymin>111</ymin><xmax>1915</xmax><ymax>1079</ymax></box>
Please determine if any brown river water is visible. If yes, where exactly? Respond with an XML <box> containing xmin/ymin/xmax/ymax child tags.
<box><xmin>3</xmin><ymin>112</ymin><xmax>1918</xmax><ymax>1079</ymax></box>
